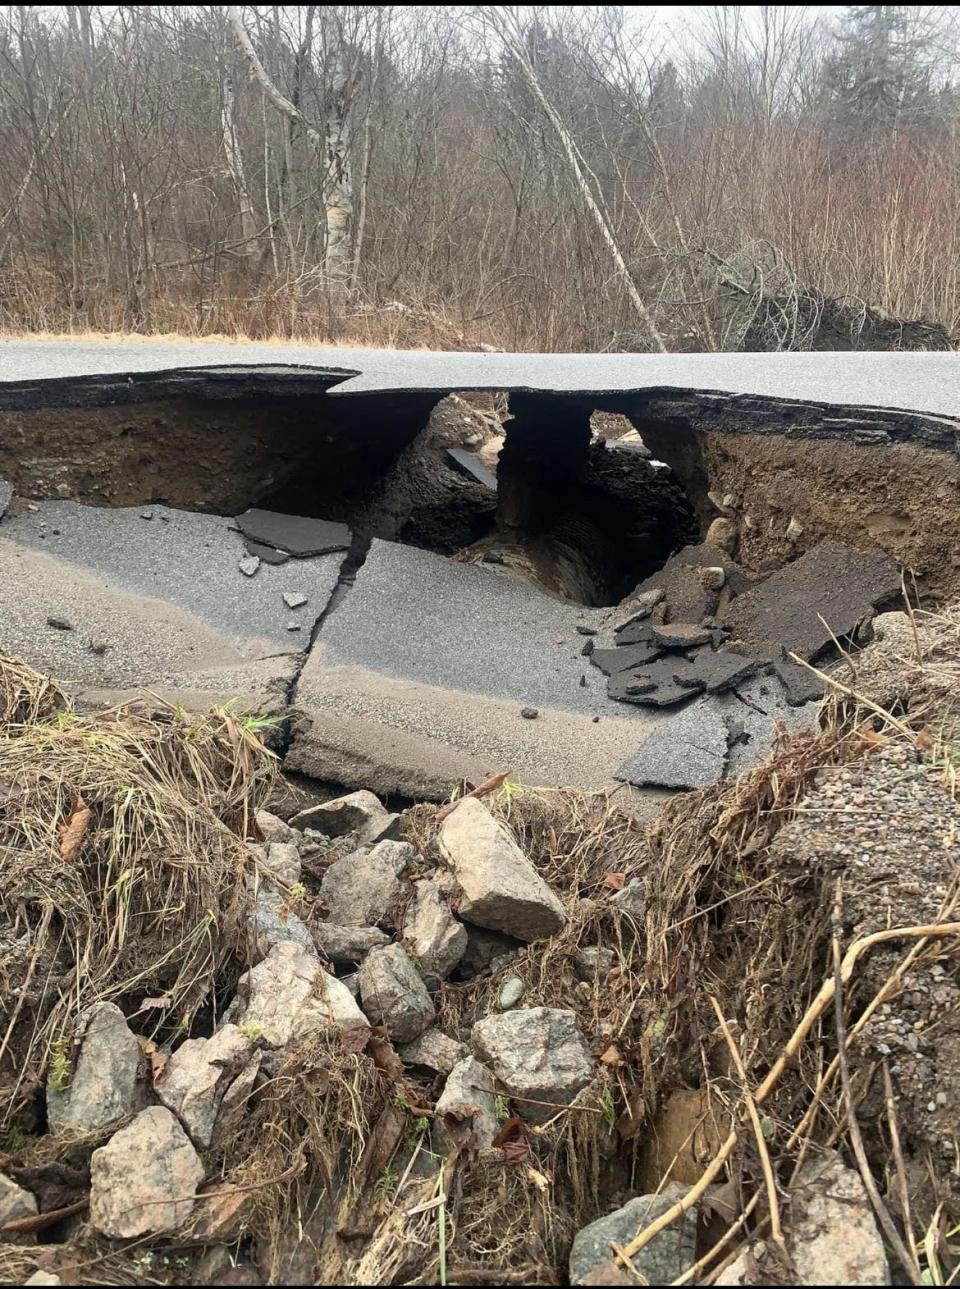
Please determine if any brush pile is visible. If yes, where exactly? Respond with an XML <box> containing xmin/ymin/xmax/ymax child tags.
<box><xmin>0</xmin><ymin>606</ymin><xmax>957</xmax><ymax>1286</ymax></box>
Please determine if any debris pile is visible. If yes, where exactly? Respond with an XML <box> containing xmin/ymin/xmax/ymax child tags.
<box><xmin>0</xmin><ymin>610</ymin><xmax>957</xmax><ymax>1286</ymax></box>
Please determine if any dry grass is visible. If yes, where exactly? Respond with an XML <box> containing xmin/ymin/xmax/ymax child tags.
<box><xmin>0</xmin><ymin>653</ymin><xmax>276</xmax><ymax>1127</ymax></box>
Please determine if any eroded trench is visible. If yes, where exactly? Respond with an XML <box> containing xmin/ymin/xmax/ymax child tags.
<box><xmin>3</xmin><ymin>374</ymin><xmax>959</xmax><ymax>609</ymax></box>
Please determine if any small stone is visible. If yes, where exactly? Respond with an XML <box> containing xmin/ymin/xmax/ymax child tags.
<box><xmin>521</xmin><ymin>707</ymin><xmax>539</xmax><ymax>719</ymax></box>
<box><xmin>576</xmin><ymin>624</ymin><xmax>597</xmax><ymax>635</ymax></box>
<box><xmin>0</xmin><ymin>1174</ymin><xmax>38</xmax><ymax>1225</ymax></box>
<box><xmin>398</xmin><ymin>1028</ymin><xmax>468</xmax><ymax>1076</ymax></box>
<box><xmin>700</xmin><ymin>566</ymin><xmax>726</xmax><ymax>591</ymax></box>
<box><xmin>140</xmin><ymin>511</ymin><xmax>154</xmax><ymax>520</ymax></box>
<box><xmin>439</xmin><ymin>799</ymin><xmax>566</xmax><ymax>942</ymax></box>
<box><xmin>286</xmin><ymin>620</ymin><xmax>301</xmax><ymax>631</ymax></box>
<box><xmin>47</xmin><ymin>1002</ymin><xmax>147</xmax><ymax>1132</ymax></box>
<box><xmin>359</xmin><ymin>944</ymin><xmax>435</xmax><ymax>1043</ymax></box>
<box><xmin>434</xmin><ymin>1056</ymin><xmax>500</xmax><ymax>1152</ymax></box>
<box><xmin>89</xmin><ymin>1106</ymin><xmax>204</xmax><ymax>1238</ymax></box>
<box><xmin>498</xmin><ymin>977</ymin><xmax>525</xmax><ymax>1010</ymax></box>
<box><xmin>472</xmin><ymin>1007</ymin><xmax>593</xmax><ymax>1124</ymax></box>
<box><xmin>786</xmin><ymin>516</ymin><xmax>804</xmax><ymax>542</ymax></box>
<box><xmin>283</xmin><ymin>592</ymin><xmax>308</xmax><ymax>609</ymax></box>
<box><xmin>705</xmin><ymin>516</ymin><xmax>738</xmax><ymax>555</ymax></box>
<box><xmin>238</xmin><ymin>555</ymin><xmax>261</xmax><ymax>577</ymax></box>
<box><xmin>782</xmin><ymin>1151</ymin><xmax>888</xmax><ymax>1285</ymax></box>
<box><xmin>24</xmin><ymin>1274</ymin><xmax>62</xmax><ymax>1287</ymax></box>
<box><xmin>255</xmin><ymin>810</ymin><xmax>295</xmax><ymax>845</ymax></box>
<box><xmin>611</xmin><ymin>880</ymin><xmax>647</xmax><ymax>918</ymax></box>
<box><xmin>573</xmin><ymin>947</ymin><xmax>615</xmax><ymax>981</ymax></box>
<box><xmin>89</xmin><ymin>639</ymin><xmax>108</xmax><ymax>655</ymax></box>
<box><xmin>46</xmin><ymin>616</ymin><xmax>74</xmax><ymax>631</ymax></box>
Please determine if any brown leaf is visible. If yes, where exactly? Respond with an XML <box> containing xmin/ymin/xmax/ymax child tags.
<box><xmin>58</xmin><ymin>795</ymin><xmax>91</xmax><ymax>860</ymax></box>
<box><xmin>600</xmin><ymin>1044</ymin><xmax>625</xmax><ymax>1067</ymax></box>
<box><xmin>914</xmin><ymin>724</ymin><xmax>935</xmax><ymax>751</ymax></box>
<box><xmin>137</xmin><ymin>1036</ymin><xmax>168</xmax><ymax>1084</ymax></box>
<box><xmin>434</xmin><ymin>770</ymin><xmax>512</xmax><ymax>822</ymax></box>
<box><xmin>602</xmin><ymin>872</ymin><xmax>626</xmax><ymax>891</ymax></box>
<box><xmin>501</xmin><ymin>1139</ymin><xmax>530</xmax><ymax>1165</ymax></box>
<box><xmin>130</xmin><ymin>995</ymin><xmax>173</xmax><ymax>1018</ymax></box>
<box><xmin>367</xmin><ymin>1028</ymin><xmax>405</xmax><ymax>1081</ymax></box>
<box><xmin>492</xmin><ymin>1116</ymin><xmax>524</xmax><ymax>1148</ymax></box>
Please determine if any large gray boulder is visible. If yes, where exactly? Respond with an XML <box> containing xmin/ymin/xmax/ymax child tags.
<box><xmin>472</xmin><ymin>1008</ymin><xmax>593</xmax><ymax>1124</ymax></box>
<box><xmin>291</xmin><ymin>790</ymin><xmax>400</xmax><ymax>845</ymax></box>
<box><xmin>438</xmin><ymin>799</ymin><xmax>565</xmax><ymax>942</ymax></box>
<box><xmin>402</xmin><ymin>880</ymin><xmax>468</xmax><ymax>986</ymax></box>
<box><xmin>155</xmin><ymin>1024</ymin><xmax>260</xmax><ymax>1150</ymax></box>
<box><xmin>47</xmin><ymin>1002</ymin><xmax>147</xmax><ymax>1132</ymax></box>
<box><xmin>569</xmin><ymin>1183</ymin><xmax>698</xmax><ymax>1285</ymax></box>
<box><xmin>319</xmin><ymin>839</ymin><xmax>413</xmax><ymax>927</ymax></box>
<box><xmin>89</xmin><ymin>1106</ymin><xmax>204</xmax><ymax>1239</ymax></box>
<box><xmin>228</xmin><ymin>941</ymin><xmax>369</xmax><ymax>1047</ymax></box>
<box><xmin>314</xmin><ymin>922</ymin><xmax>390</xmax><ymax>964</ymax></box>
<box><xmin>434</xmin><ymin>1057</ymin><xmax>499</xmax><ymax>1153</ymax></box>
<box><xmin>358</xmin><ymin>944</ymin><xmax>435</xmax><ymax>1043</ymax></box>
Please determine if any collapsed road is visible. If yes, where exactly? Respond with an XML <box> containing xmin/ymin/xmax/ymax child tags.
<box><xmin>0</xmin><ymin>340</ymin><xmax>958</xmax><ymax>811</ymax></box>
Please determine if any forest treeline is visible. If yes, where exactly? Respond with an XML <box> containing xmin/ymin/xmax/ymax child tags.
<box><xmin>1</xmin><ymin>5</ymin><xmax>958</xmax><ymax>350</ymax></box>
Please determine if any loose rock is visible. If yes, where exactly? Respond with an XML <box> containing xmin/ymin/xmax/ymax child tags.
<box><xmin>573</xmin><ymin>947</ymin><xmax>615</xmax><ymax>981</ymax></box>
<box><xmin>228</xmin><ymin>941</ymin><xmax>369</xmax><ymax>1047</ymax></box>
<box><xmin>359</xmin><ymin>944</ymin><xmax>435</xmax><ymax>1043</ymax></box>
<box><xmin>498</xmin><ymin>977</ymin><xmax>525</xmax><ymax>1010</ymax></box>
<box><xmin>787</xmin><ymin>1151</ymin><xmax>888</xmax><ymax>1285</ymax></box>
<box><xmin>313</xmin><ymin>922</ymin><xmax>390</xmax><ymax>964</ymax></box>
<box><xmin>319</xmin><ymin>839</ymin><xmax>413</xmax><ymax>927</ymax></box>
<box><xmin>47</xmin><ymin>1002</ymin><xmax>146</xmax><ymax>1132</ymax></box>
<box><xmin>238</xmin><ymin>555</ymin><xmax>260</xmax><ymax>577</ymax></box>
<box><xmin>439</xmin><ymin>799</ymin><xmax>566</xmax><ymax>942</ymax></box>
<box><xmin>283</xmin><ymin>591</ymin><xmax>308</xmax><ymax>609</ymax></box>
<box><xmin>0</xmin><ymin>1174</ymin><xmax>38</xmax><ymax>1225</ymax></box>
<box><xmin>472</xmin><ymin>1007</ymin><xmax>593</xmax><ymax>1124</ymax></box>
<box><xmin>155</xmin><ymin>1025</ymin><xmax>260</xmax><ymax>1150</ymax></box>
<box><xmin>89</xmin><ymin>1106</ymin><xmax>204</xmax><ymax>1239</ymax></box>
<box><xmin>397</xmin><ymin>1028</ymin><xmax>468</xmax><ymax>1076</ymax></box>
<box><xmin>291</xmin><ymin>790</ymin><xmax>401</xmax><ymax>846</ymax></box>
<box><xmin>259</xmin><ymin>841</ymin><xmax>301</xmax><ymax>887</ymax></box>
<box><xmin>434</xmin><ymin>1056</ymin><xmax>500</xmax><ymax>1152</ymax></box>
<box><xmin>247</xmin><ymin>886</ymin><xmax>315</xmax><ymax>964</ymax></box>
<box><xmin>255</xmin><ymin>810</ymin><xmax>295</xmax><ymax>845</ymax></box>
<box><xmin>402</xmin><ymin>880</ymin><xmax>468</xmax><ymax>986</ymax></box>
<box><xmin>569</xmin><ymin>1183</ymin><xmax>698</xmax><ymax>1285</ymax></box>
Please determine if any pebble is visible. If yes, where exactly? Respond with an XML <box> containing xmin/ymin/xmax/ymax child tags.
<box><xmin>46</xmin><ymin>616</ymin><xmax>74</xmax><ymax>631</ymax></box>
<box><xmin>521</xmin><ymin>707</ymin><xmax>539</xmax><ymax>720</ymax></box>
<box><xmin>283</xmin><ymin>592</ymin><xmax>308</xmax><ymax>609</ymax></box>
<box><xmin>239</xmin><ymin>555</ymin><xmax>260</xmax><ymax>577</ymax></box>
<box><xmin>286</xmin><ymin>620</ymin><xmax>302</xmax><ymax>631</ymax></box>
<box><xmin>498</xmin><ymin>977</ymin><xmax>524</xmax><ymax>1010</ymax></box>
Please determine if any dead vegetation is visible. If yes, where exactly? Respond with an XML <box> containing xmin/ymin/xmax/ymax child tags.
<box><xmin>0</xmin><ymin>666</ymin><xmax>276</xmax><ymax>1128</ymax></box>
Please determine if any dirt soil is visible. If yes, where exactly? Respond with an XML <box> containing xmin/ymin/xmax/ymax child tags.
<box><xmin>646</xmin><ymin>427</ymin><xmax>960</xmax><ymax>599</ymax></box>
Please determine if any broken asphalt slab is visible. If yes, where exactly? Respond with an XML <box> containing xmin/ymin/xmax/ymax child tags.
<box><xmin>0</xmin><ymin>501</ymin><xmax>347</xmax><ymax>705</ymax></box>
<box><xmin>288</xmin><ymin>539</ymin><xmax>668</xmax><ymax>800</ymax></box>
<box><xmin>615</xmin><ymin>670</ymin><xmax>820</xmax><ymax>790</ymax></box>
<box><xmin>234</xmin><ymin>509</ymin><xmax>351</xmax><ymax>558</ymax></box>
<box><xmin>722</xmin><ymin>539</ymin><xmax>901</xmax><ymax>661</ymax></box>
